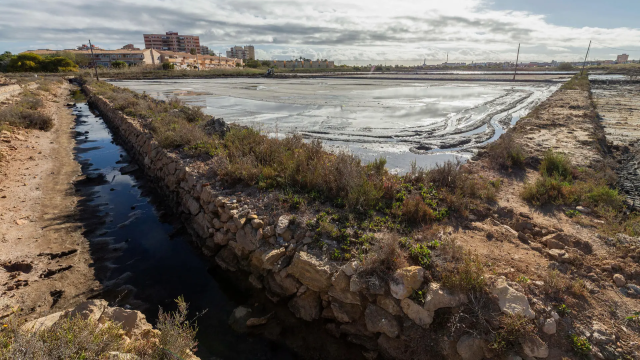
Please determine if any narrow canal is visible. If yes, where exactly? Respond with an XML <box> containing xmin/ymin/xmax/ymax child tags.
<box><xmin>71</xmin><ymin>100</ymin><xmax>300</xmax><ymax>360</ymax></box>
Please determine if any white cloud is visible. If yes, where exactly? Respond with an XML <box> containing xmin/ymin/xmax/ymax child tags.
<box><xmin>1</xmin><ymin>0</ymin><xmax>638</xmax><ymax>61</ymax></box>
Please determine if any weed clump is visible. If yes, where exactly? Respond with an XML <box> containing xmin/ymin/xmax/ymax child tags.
<box><xmin>441</xmin><ymin>252</ymin><xmax>486</xmax><ymax>292</ymax></box>
<box><xmin>486</xmin><ymin>133</ymin><xmax>526</xmax><ymax>170</ymax></box>
<box><xmin>0</xmin><ymin>90</ymin><xmax>54</xmax><ymax>131</ymax></box>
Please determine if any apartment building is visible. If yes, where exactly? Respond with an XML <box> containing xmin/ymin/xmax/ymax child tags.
<box><xmin>77</xmin><ymin>44</ymin><xmax>102</xmax><ymax>51</ymax></box>
<box><xmin>22</xmin><ymin>49</ymin><xmax>159</xmax><ymax>67</ymax></box>
<box><xmin>143</xmin><ymin>31</ymin><xmax>200</xmax><ymax>54</ymax></box>
<box><xmin>159</xmin><ymin>51</ymin><xmax>242</xmax><ymax>69</ymax></box>
<box><xmin>271</xmin><ymin>59</ymin><xmax>334</xmax><ymax>69</ymax></box>
<box><xmin>226</xmin><ymin>45</ymin><xmax>255</xmax><ymax>60</ymax></box>
<box><xmin>200</xmin><ymin>46</ymin><xmax>212</xmax><ymax>56</ymax></box>
<box><xmin>617</xmin><ymin>54</ymin><xmax>630</xmax><ymax>64</ymax></box>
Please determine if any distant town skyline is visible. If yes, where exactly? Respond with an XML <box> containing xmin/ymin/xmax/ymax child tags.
<box><xmin>1</xmin><ymin>0</ymin><xmax>640</xmax><ymax>63</ymax></box>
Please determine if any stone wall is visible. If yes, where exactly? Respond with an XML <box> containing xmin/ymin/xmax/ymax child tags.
<box><xmin>84</xmin><ymin>86</ymin><xmax>489</xmax><ymax>360</ymax></box>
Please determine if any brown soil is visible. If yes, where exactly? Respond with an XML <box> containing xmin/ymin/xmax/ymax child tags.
<box><xmin>456</xmin><ymin>86</ymin><xmax>640</xmax><ymax>358</ymax></box>
<box><xmin>0</xmin><ymin>81</ymin><xmax>99</xmax><ymax>321</ymax></box>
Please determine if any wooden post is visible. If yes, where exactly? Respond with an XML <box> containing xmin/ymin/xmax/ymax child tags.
<box><xmin>513</xmin><ymin>43</ymin><xmax>520</xmax><ymax>81</ymax></box>
<box><xmin>88</xmin><ymin>39</ymin><xmax>99</xmax><ymax>81</ymax></box>
<box><xmin>581</xmin><ymin>40</ymin><xmax>592</xmax><ymax>76</ymax></box>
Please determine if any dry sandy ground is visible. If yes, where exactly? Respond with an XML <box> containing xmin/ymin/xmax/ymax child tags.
<box><xmin>0</xmin><ymin>81</ymin><xmax>99</xmax><ymax>321</ymax></box>
<box><xmin>457</xmin><ymin>87</ymin><xmax>640</xmax><ymax>358</ymax></box>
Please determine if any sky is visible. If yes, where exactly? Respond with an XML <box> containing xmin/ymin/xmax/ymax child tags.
<box><xmin>1</xmin><ymin>0</ymin><xmax>639</xmax><ymax>65</ymax></box>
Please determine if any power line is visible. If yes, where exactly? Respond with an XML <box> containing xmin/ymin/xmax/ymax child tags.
<box><xmin>591</xmin><ymin>41</ymin><xmax>640</xmax><ymax>52</ymax></box>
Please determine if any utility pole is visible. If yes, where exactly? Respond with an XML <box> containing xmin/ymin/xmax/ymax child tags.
<box><xmin>581</xmin><ymin>40</ymin><xmax>591</xmax><ymax>76</ymax></box>
<box><xmin>513</xmin><ymin>43</ymin><xmax>520</xmax><ymax>81</ymax></box>
<box><xmin>88</xmin><ymin>39</ymin><xmax>99</xmax><ymax>81</ymax></box>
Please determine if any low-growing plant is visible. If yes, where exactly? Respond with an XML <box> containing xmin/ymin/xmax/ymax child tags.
<box><xmin>570</xmin><ymin>279</ymin><xmax>588</xmax><ymax>297</ymax></box>
<box><xmin>489</xmin><ymin>314</ymin><xmax>536</xmax><ymax>354</ymax></box>
<box><xmin>360</xmin><ymin>233</ymin><xmax>408</xmax><ymax>278</ymax></box>
<box><xmin>441</xmin><ymin>252</ymin><xmax>486</xmax><ymax>292</ymax></box>
<box><xmin>557</xmin><ymin>303</ymin><xmax>571</xmax><ymax>317</ymax></box>
<box><xmin>409</xmin><ymin>288</ymin><xmax>426</xmax><ymax>305</ymax></box>
<box><xmin>486</xmin><ymin>133</ymin><xmax>526</xmax><ymax>170</ymax></box>
<box><xmin>540</xmin><ymin>150</ymin><xmax>573</xmax><ymax>181</ymax></box>
<box><xmin>569</xmin><ymin>334</ymin><xmax>592</xmax><ymax>356</ymax></box>
<box><xmin>409</xmin><ymin>244</ymin><xmax>432</xmax><ymax>268</ymax></box>
<box><xmin>565</xmin><ymin>209</ymin><xmax>580</xmax><ymax>218</ymax></box>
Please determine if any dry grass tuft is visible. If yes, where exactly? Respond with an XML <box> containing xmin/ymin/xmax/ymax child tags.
<box><xmin>360</xmin><ymin>233</ymin><xmax>408</xmax><ymax>279</ymax></box>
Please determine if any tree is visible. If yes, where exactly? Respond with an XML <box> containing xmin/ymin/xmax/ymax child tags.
<box><xmin>245</xmin><ymin>59</ymin><xmax>261</xmax><ymax>68</ymax></box>
<box><xmin>190</xmin><ymin>48</ymin><xmax>197</xmax><ymax>55</ymax></box>
<box><xmin>557</xmin><ymin>62</ymin><xmax>574</xmax><ymax>71</ymax></box>
<box><xmin>55</xmin><ymin>51</ymin><xmax>89</xmax><ymax>67</ymax></box>
<box><xmin>111</xmin><ymin>60</ymin><xmax>127</xmax><ymax>69</ymax></box>
<box><xmin>162</xmin><ymin>61</ymin><xmax>175</xmax><ymax>70</ymax></box>
<box><xmin>235</xmin><ymin>62</ymin><xmax>242</xmax><ymax>68</ymax></box>
<box><xmin>260</xmin><ymin>60</ymin><xmax>272</xmax><ymax>67</ymax></box>
<box><xmin>7</xmin><ymin>53</ymin><xmax>43</xmax><ymax>72</ymax></box>
<box><xmin>0</xmin><ymin>51</ymin><xmax>12</xmax><ymax>72</ymax></box>
<box><xmin>40</xmin><ymin>57</ymin><xmax>78</xmax><ymax>72</ymax></box>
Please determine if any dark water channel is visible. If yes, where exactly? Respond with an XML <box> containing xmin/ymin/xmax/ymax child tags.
<box><xmin>72</xmin><ymin>102</ymin><xmax>307</xmax><ymax>359</ymax></box>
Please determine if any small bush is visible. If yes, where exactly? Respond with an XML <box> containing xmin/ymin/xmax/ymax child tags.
<box><xmin>569</xmin><ymin>334</ymin><xmax>592</xmax><ymax>356</ymax></box>
<box><xmin>360</xmin><ymin>233</ymin><xmax>408</xmax><ymax>278</ymax></box>
<box><xmin>441</xmin><ymin>252</ymin><xmax>486</xmax><ymax>292</ymax></box>
<box><xmin>540</xmin><ymin>150</ymin><xmax>573</xmax><ymax>181</ymax></box>
<box><xmin>162</xmin><ymin>61</ymin><xmax>175</xmax><ymax>70</ymax></box>
<box><xmin>561</xmin><ymin>72</ymin><xmax>590</xmax><ymax>91</ymax></box>
<box><xmin>154</xmin><ymin>296</ymin><xmax>199</xmax><ymax>359</ymax></box>
<box><xmin>402</xmin><ymin>194</ymin><xmax>435</xmax><ymax>225</ymax></box>
<box><xmin>486</xmin><ymin>133</ymin><xmax>526</xmax><ymax>170</ymax></box>
<box><xmin>0</xmin><ymin>90</ymin><xmax>54</xmax><ymax>131</ymax></box>
<box><xmin>544</xmin><ymin>270</ymin><xmax>569</xmax><ymax>293</ymax></box>
<box><xmin>521</xmin><ymin>176</ymin><xmax>573</xmax><ymax>205</ymax></box>
<box><xmin>490</xmin><ymin>314</ymin><xmax>536</xmax><ymax>354</ymax></box>
<box><xmin>409</xmin><ymin>243</ymin><xmax>432</xmax><ymax>268</ymax></box>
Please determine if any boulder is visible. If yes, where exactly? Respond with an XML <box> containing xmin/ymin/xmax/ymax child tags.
<box><xmin>236</xmin><ymin>224</ymin><xmax>260</xmax><ymax>253</ymax></box>
<box><xmin>364</xmin><ymin>304</ymin><xmax>400</xmax><ymax>338</ymax></box>
<box><xmin>613</xmin><ymin>274</ymin><xmax>626</xmax><ymax>287</ymax></box>
<box><xmin>376</xmin><ymin>296</ymin><xmax>402</xmax><ymax>316</ymax></box>
<box><xmin>288</xmin><ymin>290</ymin><xmax>321</xmax><ymax>321</ymax></box>
<box><xmin>21</xmin><ymin>311</ymin><xmax>63</xmax><ymax>332</ymax></box>
<box><xmin>276</xmin><ymin>215</ymin><xmax>290</xmax><ymax>235</ymax></box>
<box><xmin>456</xmin><ymin>335</ymin><xmax>486</xmax><ymax>360</ymax></box>
<box><xmin>330</xmin><ymin>300</ymin><xmax>362</xmax><ymax>323</ymax></box>
<box><xmin>423</xmin><ymin>282</ymin><xmax>467</xmax><ymax>311</ymax></box>
<box><xmin>329</xmin><ymin>271</ymin><xmax>360</xmax><ymax>304</ymax></box>
<box><xmin>542</xmin><ymin>318</ymin><xmax>556</xmax><ymax>335</ymax></box>
<box><xmin>400</xmin><ymin>298</ymin><xmax>433</xmax><ymax>329</ymax></box>
<box><xmin>489</xmin><ymin>276</ymin><xmax>535</xmax><ymax>319</ymax></box>
<box><xmin>228</xmin><ymin>306</ymin><xmax>252</xmax><ymax>331</ymax></box>
<box><xmin>520</xmin><ymin>335</ymin><xmax>549</xmax><ymax>358</ymax></box>
<box><xmin>100</xmin><ymin>307</ymin><xmax>153</xmax><ymax>340</ymax></box>
<box><xmin>261</xmin><ymin>248</ymin><xmax>286</xmax><ymax>270</ymax></box>
<box><xmin>246</xmin><ymin>312</ymin><xmax>273</xmax><ymax>327</ymax></box>
<box><xmin>389</xmin><ymin>266</ymin><xmax>425</xmax><ymax>300</ymax></box>
<box><xmin>287</xmin><ymin>252</ymin><xmax>332</xmax><ymax>292</ymax></box>
<box><xmin>62</xmin><ymin>299</ymin><xmax>109</xmax><ymax>322</ymax></box>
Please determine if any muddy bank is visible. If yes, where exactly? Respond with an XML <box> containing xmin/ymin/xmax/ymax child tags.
<box><xmin>0</xmin><ymin>82</ymin><xmax>100</xmax><ymax>321</ymax></box>
<box><xmin>592</xmin><ymin>80</ymin><xmax>640</xmax><ymax>208</ymax></box>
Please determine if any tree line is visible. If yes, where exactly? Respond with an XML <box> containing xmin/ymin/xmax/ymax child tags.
<box><xmin>0</xmin><ymin>51</ymin><xmax>82</xmax><ymax>73</ymax></box>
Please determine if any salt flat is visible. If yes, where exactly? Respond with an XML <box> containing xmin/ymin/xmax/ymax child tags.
<box><xmin>114</xmin><ymin>78</ymin><xmax>560</xmax><ymax>172</ymax></box>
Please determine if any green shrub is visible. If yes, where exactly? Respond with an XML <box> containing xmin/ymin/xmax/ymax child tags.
<box><xmin>557</xmin><ymin>63</ymin><xmax>574</xmax><ymax>71</ymax></box>
<box><xmin>409</xmin><ymin>243</ymin><xmax>432</xmax><ymax>267</ymax></box>
<box><xmin>561</xmin><ymin>72</ymin><xmax>590</xmax><ymax>91</ymax></box>
<box><xmin>162</xmin><ymin>61</ymin><xmax>175</xmax><ymax>70</ymax></box>
<box><xmin>486</xmin><ymin>133</ymin><xmax>526</xmax><ymax>169</ymax></box>
<box><xmin>569</xmin><ymin>334</ymin><xmax>592</xmax><ymax>356</ymax></box>
<box><xmin>111</xmin><ymin>60</ymin><xmax>127</xmax><ymax>69</ymax></box>
<box><xmin>540</xmin><ymin>150</ymin><xmax>573</xmax><ymax>181</ymax></box>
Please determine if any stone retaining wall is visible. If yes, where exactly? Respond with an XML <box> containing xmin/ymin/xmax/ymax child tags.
<box><xmin>84</xmin><ymin>85</ymin><xmax>484</xmax><ymax>360</ymax></box>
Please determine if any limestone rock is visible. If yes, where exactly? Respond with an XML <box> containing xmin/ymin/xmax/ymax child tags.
<box><xmin>400</xmin><ymin>298</ymin><xmax>434</xmax><ymax>328</ymax></box>
<box><xmin>389</xmin><ymin>266</ymin><xmax>424</xmax><ymax>300</ymax></box>
<box><xmin>261</xmin><ymin>248</ymin><xmax>286</xmax><ymax>270</ymax></box>
<box><xmin>376</xmin><ymin>296</ymin><xmax>402</xmax><ymax>316</ymax></box>
<box><xmin>613</xmin><ymin>274</ymin><xmax>626</xmax><ymax>287</ymax></box>
<box><xmin>542</xmin><ymin>318</ymin><xmax>556</xmax><ymax>335</ymax></box>
<box><xmin>246</xmin><ymin>312</ymin><xmax>273</xmax><ymax>327</ymax></box>
<box><xmin>456</xmin><ymin>335</ymin><xmax>486</xmax><ymax>360</ymax></box>
<box><xmin>62</xmin><ymin>299</ymin><xmax>109</xmax><ymax>322</ymax></box>
<box><xmin>489</xmin><ymin>276</ymin><xmax>535</xmax><ymax>319</ymax></box>
<box><xmin>287</xmin><ymin>252</ymin><xmax>332</xmax><ymax>292</ymax></box>
<box><xmin>107</xmin><ymin>353</ymin><xmax>140</xmax><ymax>360</ymax></box>
<box><xmin>423</xmin><ymin>282</ymin><xmax>467</xmax><ymax>311</ymax></box>
<box><xmin>288</xmin><ymin>290</ymin><xmax>321</xmax><ymax>321</ymax></box>
<box><xmin>251</xmin><ymin>218</ymin><xmax>264</xmax><ymax>229</ymax></box>
<box><xmin>21</xmin><ymin>311</ymin><xmax>63</xmax><ymax>332</ymax></box>
<box><xmin>101</xmin><ymin>307</ymin><xmax>153</xmax><ymax>340</ymax></box>
<box><xmin>520</xmin><ymin>335</ymin><xmax>549</xmax><ymax>358</ymax></box>
<box><xmin>331</xmin><ymin>300</ymin><xmax>362</xmax><ymax>323</ymax></box>
<box><xmin>342</xmin><ymin>261</ymin><xmax>360</xmax><ymax>276</ymax></box>
<box><xmin>364</xmin><ymin>304</ymin><xmax>400</xmax><ymax>338</ymax></box>
<box><xmin>276</xmin><ymin>215</ymin><xmax>290</xmax><ymax>235</ymax></box>
<box><xmin>228</xmin><ymin>306</ymin><xmax>252</xmax><ymax>331</ymax></box>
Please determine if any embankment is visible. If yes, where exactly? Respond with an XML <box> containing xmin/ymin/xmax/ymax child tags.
<box><xmin>82</xmin><ymin>83</ymin><xmax>468</xmax><ymax>360</ymax></box>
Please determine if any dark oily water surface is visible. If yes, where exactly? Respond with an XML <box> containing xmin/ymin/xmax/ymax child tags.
<box><xmin>72</xmin><ymin>102</ymin><xmax>357</xmax><ymax>360</ymax></box>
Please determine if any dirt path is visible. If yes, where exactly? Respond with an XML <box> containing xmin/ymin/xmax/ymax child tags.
<box><xmin>458</xmin><ymin>85</ymin><xmax>640</xmax><ymax>358</ymax></box>
<box><xmin>0</xmin><ymin>82</ymin><xmax>99</xmax><ymax>320</ymax></box>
